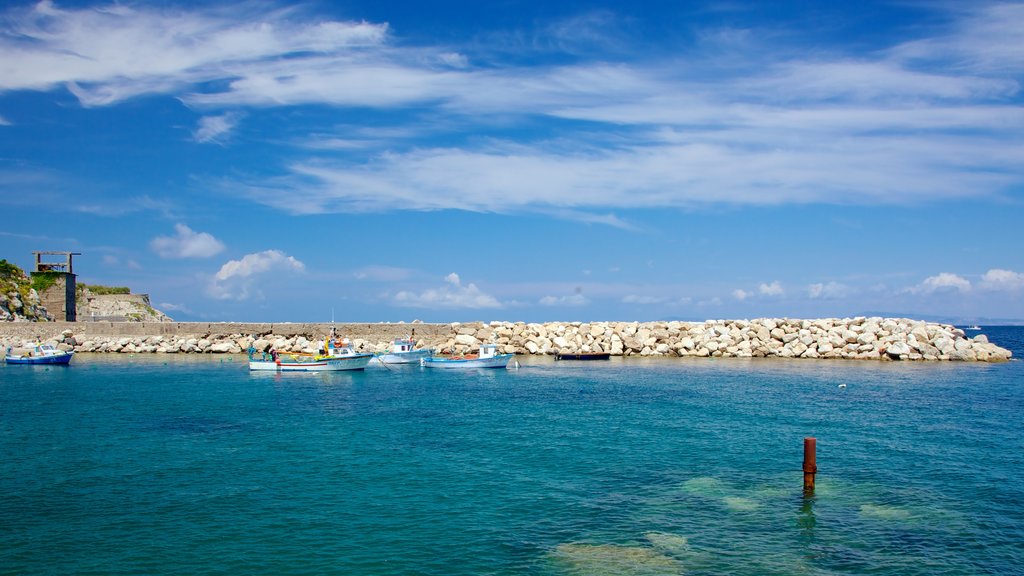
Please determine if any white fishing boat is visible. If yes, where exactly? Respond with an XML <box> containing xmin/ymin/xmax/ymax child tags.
<box><xmin>420</xmin><ymin>343</ymin><xmax>514</xmax><ymax>369</ymax></box>
<box><xmin>377</xmin><ymin>337</ymin><xmax>433</xmax><ymax>364</ymax></box>
<box><xmin>319</xmin><ymin>336</ymin><xmax>375</xmax><ymax>370</ymax></box>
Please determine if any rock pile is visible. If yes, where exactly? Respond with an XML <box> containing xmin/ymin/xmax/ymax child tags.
<box><xmin>1</xmin><ymin>289</ymin><xmax>52</xmax><ymax>322</ymax></box>
<box><xmin>438</xmin><ymin>317</ymin><xmax>1012</xmax><ymax>362</ymax></box>
<box><xmin>1</xmin><ymin>317</ymin><xmax>1013</xmax><ymax>362</ymax></box>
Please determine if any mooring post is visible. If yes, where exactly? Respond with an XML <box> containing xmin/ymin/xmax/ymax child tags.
<box><xmin>803</xmin><ymin>437</ymin><xmax>817</xmax><ymax>493</ymax></box>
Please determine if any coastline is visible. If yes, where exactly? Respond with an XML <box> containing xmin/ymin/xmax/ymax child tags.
<box><xmin>0</xmin><ymin>317</ymin><xmax>1013</xmax><ymax>362</ymax></box>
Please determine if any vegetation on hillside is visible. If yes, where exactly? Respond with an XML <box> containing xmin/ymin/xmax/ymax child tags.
<box><xmin>80</xmin><ymin>284</ymin><xmax>131</xmax><ymax>295</ymax></box>
<box><xmin>0</xmin><ymin>259</ymin><xmax>32</xmax><ymax>300</ymax></box>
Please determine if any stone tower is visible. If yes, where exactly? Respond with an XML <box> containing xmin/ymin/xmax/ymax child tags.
<box><xmin>30</xmin><ymin>251</ymin><xmax>80</xmax><ymax>322</ymax></box>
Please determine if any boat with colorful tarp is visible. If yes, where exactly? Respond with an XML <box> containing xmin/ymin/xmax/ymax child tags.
<box><xmin>420</xmin><ymin>343</ymin><xmax>514</xmax><ymax>369</ymax></box>
<box><xmin>248</xmin><ymin>335</ymin><xmax>373</xmax><ymax>372</ymax></box>
<box><xmin>5</xmin><ymin>343</ymin><xmax>74</xmax><ymax>365</ymax></box>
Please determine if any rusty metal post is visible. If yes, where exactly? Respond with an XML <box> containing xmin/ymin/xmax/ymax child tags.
<box><xmin>803</xmin><ymin>437</ymin><xmax>817</xmax><ymax>493</ymax></box>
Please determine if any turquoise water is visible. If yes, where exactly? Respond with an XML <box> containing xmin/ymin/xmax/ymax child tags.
<box><xmin>2</xmin><ymin>330</ymin><xmax>1022</xmax><ymax>575</ymax></box>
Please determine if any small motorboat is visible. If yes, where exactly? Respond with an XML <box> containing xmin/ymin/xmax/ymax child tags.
<box><xmin>554</xmin><ymin>351</ymin><xmax>611</xmax><ymax>361</ymax></box>
<box><xmin>5</xmin><ymin>343</ymin><xmax>74</xmax><ymax>365</ymax></box>
<box><xmin>376</xmin><ymin>337</ymin><xmax>433</xmax><ymax>364</ymax></box>
<box><xmin>420</xmin><ymin>343</ymin><xmax>514</xmax><ymax>369</ymax></box>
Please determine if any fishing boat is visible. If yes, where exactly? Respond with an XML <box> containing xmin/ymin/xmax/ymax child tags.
<box><xmin>5</xmin><ymin>343</ymin><xmax>74</xmax><ymax>365</ymax></box>
<box><xmin>248</xmin><ymin>336</ymin><xmax>373</xmax><ymax>372</ymax></box>
<box><xmin>420</xmin><ymin>343</ymin><xmax>514</xmax><ymax>369</ymax></box>
<box><xmin>376</xmin><ymin>336</ymin><xmax>433</xmax><ymax>364</ymax></box>
<box><xmin>554</xmin><ymin>351</ymin><xmax>611</xmax><ymax>361</ymax></box>
<box><xmin>967</xmin><ymin>325</ymin><xmax>982</xmax><ymax>331</ymax></box>
<box><xmin>319</xmin><ymin>336</ymin><xmax>375</xmax><ymax>370</ymax></box>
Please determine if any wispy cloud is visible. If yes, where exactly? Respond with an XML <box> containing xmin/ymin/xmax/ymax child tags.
<box><xmin>0</xmin><ymin>1</ymin><xmax>388</xmax><ymax>106</ymax></box>
<box><xmin>2</xmin><ymin>1</ymin><xmax>1022</xmax><ymax>219</ymax></box>
<box><xmin>75</xmin><ymin>195</ymin><xmax>178</xmax><ymax>218</ymax></box>
<box><xmin>622</xmin><ymin>294</ymin><xmax>665</xmax><ymax>305</ymax></box>
<box><xmin>732</xmin><ymin>289</ymin><xmax>749</xmax><ymax>301</ymax></box>
<box><xmin>539</xmin><ymin>293</ymin><xmax>590</xmax><ymax>307</ymax></box>
<box><xmin>808</xmin><ymin>281</ymin><xmax>851</xmax><ymax>300</ymax></box>
<box><xmin>207</xmin><ymin>249</ymin><xmax>305</xmax><ymax>300</ymax></box>
<box><xmin>193</xmin><ymin>113</ymin><xmax>241</xmax><ymax>144</ymax></box>
<box><xmin>393</xmin><ymin>272</ymin><xmax>502</xmax><ymax>309</ymax></box>
<box><xmin>158</xmin><ymin>302</ymin><xmax>192</xmax><ymax>315</ymax></box>
<box><xmin>0</xmin><ymin>114</ymin><xmax>10</xmax><ymax>126</ymax></box>
<box><xmin>759</xmin><ymin>281</ymin><xmax>783</xmax><ymax>297</ymax></box>
<box><xmin>353</xmin><ymin>265</ymin><xmax>415</xmax><ymax>282</ymax></box>
<box><xmin>100</xmin><ymin>254</ymin><xmax>141</xmax><ymax>270</ymax></box>
<box><xmin>150</xmin><ymin>224</ymin><xmax>225</xmax><ymax>259</ymax></box>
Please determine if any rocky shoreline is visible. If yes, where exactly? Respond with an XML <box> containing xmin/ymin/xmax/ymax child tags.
<box><xmin>0</xmin><ymin>317</ymin><xmax>1013</xmax><ymax>362</ymax></box>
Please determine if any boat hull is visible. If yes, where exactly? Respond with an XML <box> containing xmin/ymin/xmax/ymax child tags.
<box><xmin>555</xmin><ymin>352</ymin><xmax>611</xmax><ymax>360</ymax></box>
<box><xmin>377</xmin><ymin>349</ymin><xmax>433</xmax><ymax>364</ymax></box>
<box><xmin>5</xmin><ymin>351</ymin><xmax>74</xmax><ymax>365</ymax></box>
<box><xmin>249</xmin><ymin>354</ymin><xmax>374</xmax><ymax>372</ymax></box>
<box><xmin>420</xmin><ymin>354</ymin><xmax>514</xmax><ymax>369</ymax></box>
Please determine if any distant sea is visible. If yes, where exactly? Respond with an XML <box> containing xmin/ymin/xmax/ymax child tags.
<box><xmin>2</xmin><ymin>327</ymin><xmax>1021</xmax><ymax>575</ymax></box>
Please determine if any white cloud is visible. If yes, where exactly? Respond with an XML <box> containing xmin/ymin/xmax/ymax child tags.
<box><xmin>151</xmin><ymin>224</ymin><xmax>225</xmax><ymax>259</ymax></box>
<box><xmin>732</xmin><ymin>289</ymin><xmax>749</xmax><ymax>301</ymax></box>
<box><xmin>808</xmin><ymin>281</ymin><xmax>850</xmax><ymax>299</ymax></box>
<box><xmin>0</xmin><ymin>115</ymin><xmax>10</xmax><ymax>126</ymax></box>
<box><xmin>393</xmin><ymin>272</ymin><xmax>502</xmax><ymax>309</ymax></box>
<box><xmin>759</xmin><ymin>281</ymin><xmax>784</xmax><ymax>296</ymax></box>
<box><xmin>207</xmin><ymin>249</ymin><xmax>305</xmax><ymax>300</ymax></box>
<box><xmin>980</xmin><ymin>268</ymin><xmax>1024</xmax><ymax>291</ymax></box>
<box><xmin>193</xmin><ymin>113</ymin><xmax>241</xmax><ymax>144</ymax></box>
<box><xmin>906</xmin><ymin>272</ymin><xmax>972</xmax><ymax>295</ymax></box>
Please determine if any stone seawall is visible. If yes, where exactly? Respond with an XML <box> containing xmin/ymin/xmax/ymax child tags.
<box><xmin>0</xmin><ymin>318</ymin><xmax>1013</xmax><ymax>362</ymax></box>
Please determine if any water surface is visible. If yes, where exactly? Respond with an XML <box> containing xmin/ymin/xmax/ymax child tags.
<box><xmin>2</xmin><ymin>331</ymin><xmax>1022</xmax><ymax>575</ymax></box>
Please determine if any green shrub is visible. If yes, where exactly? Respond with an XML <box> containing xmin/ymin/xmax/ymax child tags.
<box><xmin>30</xmin><ymin>271</ymin><xmax>62</xmax><ymax>293</ymax></box>
<box><xmin>82</xmin><ymin>284</ymin><xmax>131</xmax><ymax>295</ymax></box>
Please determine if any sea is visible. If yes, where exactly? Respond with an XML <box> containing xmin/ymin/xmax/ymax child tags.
<box><xmin>2</xmin><ymin>327</ymin><xmax>1022</xmax><ymax>575</ymax></box>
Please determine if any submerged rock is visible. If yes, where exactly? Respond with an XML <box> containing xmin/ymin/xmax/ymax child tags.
<box><xmin>549</xmin><ymin>543</ymin><xmax>682</xmax><ymax>575</ymax></box>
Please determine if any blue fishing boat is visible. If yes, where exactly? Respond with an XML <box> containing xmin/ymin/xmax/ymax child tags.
<box><xmin>5</xmin><ymin>343</ymin><xmax>74</xmax><ymax>365</ymax></box>
<box><xmin>420</xmin><ymin>343</ymin><xmax>514</xmax><ymax>369</ymax></box>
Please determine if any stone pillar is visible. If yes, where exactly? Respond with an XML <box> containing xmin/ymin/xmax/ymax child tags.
<box><xmin>31</xmin><ymin>272</ymin><xmax>77</xmax><ymax>322</ymax></box>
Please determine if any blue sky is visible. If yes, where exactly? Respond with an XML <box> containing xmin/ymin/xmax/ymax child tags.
<box><xmin>1</xmin><ymin>0</ymin><xmax>1023</xmax><ymax>323</ymax></box>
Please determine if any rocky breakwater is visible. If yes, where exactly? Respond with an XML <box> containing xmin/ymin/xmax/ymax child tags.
<box><xmin>0</xmin><ymin>318</ymin><xmax>1012</xmax><ymax>363</ymax></box>
<box><xmin>439</xmin><ymin>317</ymin><xmax>1012</xmax><ymax>362</ymax></box>
<box><xmin>4</xmin><ymin>331</ymin><xmax>427</xmax><ymax>356</ymax></box>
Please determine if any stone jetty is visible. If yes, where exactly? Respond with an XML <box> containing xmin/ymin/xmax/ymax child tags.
<box><xmin>0</xmin><ymin>317</ymin><xmax>1012</xmax><ymax>362</ymax></box>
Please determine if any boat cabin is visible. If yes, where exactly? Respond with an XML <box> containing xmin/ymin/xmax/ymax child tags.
<box><xmin>479</xmin><ymin>343</ymin><xmax>499</xmax><ymax>359</ymax></box>
<box><xmin>392</xmin><ymin>338</ymin><xmax>415</xmax><ymax>353</ymax></box>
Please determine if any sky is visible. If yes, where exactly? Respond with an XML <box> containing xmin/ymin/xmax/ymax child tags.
<box><xmin>1</xmin><ymin>0</ymin><xmax>1023</xmax><ymax>323</ymax></box>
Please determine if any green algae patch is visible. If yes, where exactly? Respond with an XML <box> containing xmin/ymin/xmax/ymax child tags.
<box><xmin>549</xmin><ymin>543</ymin><xmax>683</xmax><ymax>575</ymax></box>
<box><xmin>679</xmin><ymin>477</ymin><xmax>725</xmax><ymax>497</ymax></box>
<box><xmin>722</xmin><ymin>496</ymin><xmax>762</xmax><ymax>512</ymax></box>
<box><xmin>859</xmin><ymin>503</ymin><xmax>915</xmax><ymax>522</ymax></box>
